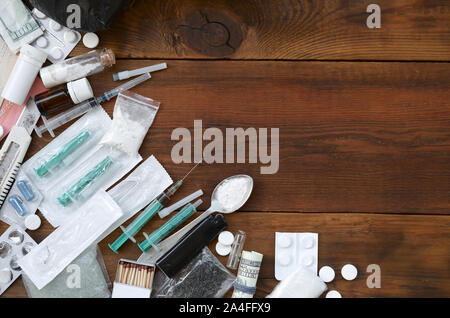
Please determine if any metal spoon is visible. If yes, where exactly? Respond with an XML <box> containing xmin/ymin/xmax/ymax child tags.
<box><xmin>138</xmin><ymin>174</ymin><xmax>253</xmax><ymax>263</ymax></box>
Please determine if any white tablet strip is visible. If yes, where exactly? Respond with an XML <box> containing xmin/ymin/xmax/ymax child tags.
<box><xmin>275</xmin><ymin>232</ymin><xmax>319</xmax><ymax>281</ymax></box>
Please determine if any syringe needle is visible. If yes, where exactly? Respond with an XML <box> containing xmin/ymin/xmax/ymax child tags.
<box><xmin>165</xmin><ymin>162</ymin><xmax>201</xmax><ymax>197</ymax></box>
<box><xmin>181</xmin><ymin>162</ymin><xmax>201</xmax><ymax>182</ymax></box>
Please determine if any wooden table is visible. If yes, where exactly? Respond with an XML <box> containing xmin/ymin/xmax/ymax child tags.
<box><xmin>2</xmin><ymin>0</ymin><xmax>450</xmax><ymax>298</ymax></box>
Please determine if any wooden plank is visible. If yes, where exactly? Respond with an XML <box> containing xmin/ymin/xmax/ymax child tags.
<box><xmin>71</xmin><ymin>0</ymin><xmax>450</xmax><ymax>60</ymax></box>
<box><xmin>28</xmin><ymin>60</ymin><xmax>450</xmax><ymax>214</ymax></box>
<box><xmin>2</xmin><ymin>212</ymin><xmax>449</xmax><ymax>297</ymax></box>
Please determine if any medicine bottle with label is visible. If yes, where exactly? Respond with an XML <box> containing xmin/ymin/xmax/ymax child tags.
<box><xmin>34</xmin><ymin>78</ymin><xmax>94</xmax><ymax>116</ymax></box>
<box><xmin>40</xmin><ymin>48</ymin><xmax>115</xmax><ymax>88</ymax></box>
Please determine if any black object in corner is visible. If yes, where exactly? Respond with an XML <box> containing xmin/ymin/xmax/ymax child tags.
<box><xmin>156</xmin><ymin>214</ymin><xmax>228</xmax><ymax>278</ymax></box>
<box><xmin>25</xmin><ymin>0</ymin><xmax>135</xmax><ymax>32</ymax></box>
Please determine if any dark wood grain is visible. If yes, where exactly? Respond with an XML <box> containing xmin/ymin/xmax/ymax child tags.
<box><xmin>26</xmin><ymin>60</ymin><xmax>450</xmax><ymax>214</ymax></box>
<box><xmin>71</xmin><ymin>0</ymin><xmax>450</xmax><ymax>60</ymax></box>
<box><xmin>2</xmin><ymin>212</ymin><xmax>449</xmax><ymax>298</ymax></box>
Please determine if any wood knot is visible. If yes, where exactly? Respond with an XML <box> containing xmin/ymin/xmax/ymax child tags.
<box><xmin>177</xmin><ymin>9</ymin><xmax>243</xmax><ymax>57</ymax></box>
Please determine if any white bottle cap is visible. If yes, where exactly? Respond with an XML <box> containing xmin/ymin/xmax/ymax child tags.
<box><xmin>67</xmin><ymin>78</ymin><xmax>94</xmax><ymax>104</ymax></box>
<box><xmin>25</xmin><ymin>214</ymin><xmax>41</xmax><ymax>231</ymax></box>
<box><xmin>218</xmin><ymin>231</ymin><xmax>234</xmax><ymax>246</ymax></box>
<box><xmin>341</xmin><ymin>264</ymin><xmax>358</xmax><ymax>281</ymax></box>
<box><xmin>1</xmin><ymin>44</ymin><xmax>47</xmax><ymax>105</ymax></box>
<box><xmin>326</xmin><ymin>290</ymin><xmax>342</xmax><ymax>298</ymax></box>
<box><xmin>83</xmin><ymin>32</ymin><xmax>99</xmax><ymax>49</ymax></box>
<box><xmin>319</xmin><ymin>266</ymin><xmax>335</xmax><ymax>283</ymax></box>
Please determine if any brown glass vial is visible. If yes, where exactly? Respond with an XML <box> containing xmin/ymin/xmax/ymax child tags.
<box><xmin>35</xmin><ymin>77</ymin><xmax>94</xmax><ymax>116</ymax></box>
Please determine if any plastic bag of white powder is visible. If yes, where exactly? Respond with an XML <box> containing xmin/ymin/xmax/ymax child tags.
<box><xmin>101</xmin><ymin>90</ymin><xmax>160</xmax><ymax>157</ymax></box>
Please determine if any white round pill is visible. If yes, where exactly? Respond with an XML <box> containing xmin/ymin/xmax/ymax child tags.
<box><xmin>34</xmin><ymin>10</ymin><xmax>46</xmax><ymax>19</ymax></box>
<box><xmin>326</xmin><ymin>290</ymin><xmax>342</xmax><ymax>298</ymax></box>
<box><xmin>50</xmin><ymin>20</ymin><xmax>62</xmax><ymax>31</ymax></box>
<box><xmin>277</xmin><ymin>254</ymin><xmax>292</xmax><ymax>266</ymax></box>
<box><xmin>36</xmin><ymin>36</ymin><xmax>49</xmax><ymax>48</ymax></box>
<box><xmin>218</xmin><ymin>231</ymin><xmax>234</xmax><ymax>246</ymax></box>
<box><xmin>24</xmin><ymin>214</ymin><xmax>41</xmax><ymax>231</ymax></box>
<box><xmin>319</xmin><ymin>266</ymin><xmax>335</xmax><ymax>283</ymax></box>
<box><xmin>215</xmin><ymin>242</ymin><xmax>231</xmax><ymax>256</ymax></box>
<box><xmin>341</xmin><ymin>264</ymin><xmax>358</xmax><ymax>281</ymax></box>
<box><xmin>50</xmin><ymin>47</ymin><xmax>64</xmax><ymax>60</ymax></box>
<box><xmin>301</xmin><ymin>236</ymin><xmax>314</xmax><ymax>249</ymax></box>
<box><xmin>82</xmin><ymin>32</ymin><xmax>99</xmax><ymax>49</ymax></box>
<box><xmin>0</xmin><ymin>269</ymin><xmax>12</xmax><ymax>284</ymax></box>
<box><xmin>277</xmin><ymin>235</ymin><xmax>292</xmax><ymax>248</ymax></box>
<box><xmin>64</xmin><ymin>31</ymin><xmax>77</xmax><ymax>43</ymax></box>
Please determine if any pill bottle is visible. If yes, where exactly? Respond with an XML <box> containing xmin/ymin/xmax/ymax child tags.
<box><xmin>34</xmin><ymin>78</ymin><xmax>94</xmax><ymax>116</ymax></box>
<box><xmin>1</xmin><ymin>44</ymin><xmax>48</xmax><ymax>105</ymax></box>
<box><xmin>40</xmin><ymin>48</ymin><xmax>115</xmax><ymax>88</ymax></box>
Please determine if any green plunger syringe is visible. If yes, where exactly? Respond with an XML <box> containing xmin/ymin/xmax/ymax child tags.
<box><xmin>34</xmin><ymin>130</ymin><xmax>91</xmax><ymax>177</ymax></box>
<box><xmin>108</xmin><ymin>163</ymin><xmax>200</xmax><ymax>254</ymax></box>
<box><xmin>138</xmin><ymin>199</ymin><xmax>202</xmax><ymax>253</ymax></box>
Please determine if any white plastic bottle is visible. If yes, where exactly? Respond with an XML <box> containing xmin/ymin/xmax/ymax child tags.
<box><xmin>1</xmin><ymin>44</ymin><xmax>48</xmax><ymax>105</ymax></box>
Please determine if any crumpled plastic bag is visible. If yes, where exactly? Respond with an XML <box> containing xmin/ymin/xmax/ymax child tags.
<box><xmin>152</xmin><ymin>247</ymin><xmax>236</xmax><ymax>298</ymax></box>
<box><xmin>26</xmin><ymin>0</ymin><xmax>135</xmax><ymax>32</ymax></box>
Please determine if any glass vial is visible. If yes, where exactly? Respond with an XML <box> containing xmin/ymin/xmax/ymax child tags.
<box><xmin>40</xmin><ymin>48</ymin><xmax>115</xmax><ymax>88</ymax></box>
<box><xmin>226</xmin><ymin>230</ymin><xmax>246</xmax><ymax>270</ymax></box>
<box><xmin>1</xmin><ymin>44</ymin><xmax>47</xmax><ymax>105</ymax></box>
<box><xmin>34</xmin><ymin>78</ymin><xmax>94</xmax><ymax>116</ymax></box>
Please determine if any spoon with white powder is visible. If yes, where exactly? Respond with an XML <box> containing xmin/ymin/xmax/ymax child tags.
<box><xmin>139</xmin><ymin>175</ymin><xmax>253</xmax><ymax>263</ymax></box>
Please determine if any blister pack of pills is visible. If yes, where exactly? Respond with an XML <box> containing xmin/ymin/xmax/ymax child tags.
<box><xmin>0</xmin><ymin>226</ymin><xmax>37</xmax><ymax>295</ymax></box>
<box><xmin>0</xmin><ymin>171</ymin><xmax>43</xmax><ymax>230</ymax></box>
<box><xmin>275</xmin><ymin>232</ymin><xmax>318</xmax><ymax>281</ymax></box>
<box><xmin>31</xmin><ymin>9</ymin><xmax>81</xmax><ymax>64</ymax></box>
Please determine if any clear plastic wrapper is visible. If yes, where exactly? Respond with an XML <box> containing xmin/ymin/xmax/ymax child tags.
<box><xmin>18</xmin><ymin>191</ymin><xmax>123</xmax><ymax>290</ymax></box>
<box><xmin>99</xmin><ymin>155</ymin><xmax>173</xmax><ymax>243</ymax></box>
<box><xmin>23</xmin><ymin>106</ymin><xmax>111</xmax><ymax>189</ymax></box>
<box><xmin>39</xmin><ymin>145</ymin><xmax>141</xmax><ymax>227</ymax></box>
<box><xmin>101</xmin><ymin>90</ymin><xmax>160</xmax><ymax>157</ymax></box>
<box><xmin>152</xmin><ymin>247</ymin><xmax>236</xmax><ymax>298</ymax></box>
<box><xmin>22</xmin><ymin>245</ymin><xmax>111</xmax><ymax>298</ymax></box>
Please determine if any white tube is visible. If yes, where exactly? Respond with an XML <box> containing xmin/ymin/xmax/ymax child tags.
<box><xmin>158</xmin><ymin>189</ymin><xmax>203</xmax><ymax>219</ymax></box>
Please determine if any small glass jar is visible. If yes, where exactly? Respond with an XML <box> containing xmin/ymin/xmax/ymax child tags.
<box><xmin>34</xmin><ymin>77</ymin><xmax>94</xmax><ymax>116</ymax></box>
<box><xmin>40</xmin><ymin>48</ymin><xmax>115</xmax><ymax>88</ymax></box>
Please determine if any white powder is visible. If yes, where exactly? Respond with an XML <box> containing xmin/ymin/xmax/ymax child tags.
<box><xmin>42</xmin><ymin>62</ymin><xmax>101</xmax><ymax>87</ymax></box>
<box><xmin>101</xmin><ymin>106</ymin><xmax>147</xmax><ymax>157</ymax></box>
<box><xmin>215</xmin><ymin>176</ymin><xmax>251</xmax><ymax>211</ymax></box>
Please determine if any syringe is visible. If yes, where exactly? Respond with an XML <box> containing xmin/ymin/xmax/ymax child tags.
<box><xmin>108</xmin><ymin>163</ymin><xmax>200</xmax><ymax>253</ymax></box>
<box><xmin>138</xmin><ymin>199</ymin><xmax>202</xmax><ymax>253</ymax></box>
<box><xmin>35</xmin><ymin>72</ymin><xmax>152</xmax><ymax>137</ymax></box>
